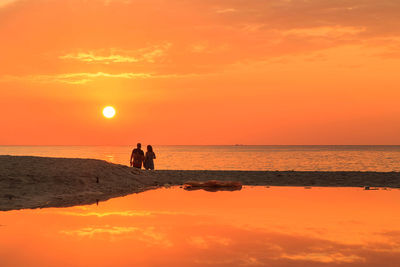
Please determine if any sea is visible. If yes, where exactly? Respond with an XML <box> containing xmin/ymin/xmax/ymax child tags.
<box><xmin>1</xmin><ymin>145</ymin><xmax>399</xmax><ymax>172</ymax></box>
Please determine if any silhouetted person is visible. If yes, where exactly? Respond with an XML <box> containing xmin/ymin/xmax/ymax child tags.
<box><xmin>130</xmin><ymin>143</ymin><xmax>145</xmax><ymax>169</ymax></box>
<box><xmin>144</xmin><ymin>145</ymin><xmax>156</xmax><ymax>170</ymax></box>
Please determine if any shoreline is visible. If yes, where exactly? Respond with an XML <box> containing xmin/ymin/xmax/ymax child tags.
<box><xmin>1</xmin><ymin>155</ymin><xmax>399</xmax><ymax>211</ymax></box>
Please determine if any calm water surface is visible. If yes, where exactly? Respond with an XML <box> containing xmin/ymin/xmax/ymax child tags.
<box><xmin>1</xmin><ymin>187</ymin><xmax>400</xmax><ymax>266</ymax></box>
<box><xmin>1</xmin><ymin>145</ymin><xmax>400</xmax><ymax>171</ymax></box>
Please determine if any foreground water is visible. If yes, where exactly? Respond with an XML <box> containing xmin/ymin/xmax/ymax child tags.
<box><xmin>1</xmin><ymin>145</ymin><xmax>400</xmax><ymax>171</ymax></box>
<box><xmin>1</xmin><ymin>187</ymin><xmax>400</xmax><ymax>266</ymax></box>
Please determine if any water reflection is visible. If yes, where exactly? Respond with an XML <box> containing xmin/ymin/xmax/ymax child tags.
<box><xmin>1</xmin><ymin>187</ymin><xmax>400</xmax><ymax>266</ymax></box>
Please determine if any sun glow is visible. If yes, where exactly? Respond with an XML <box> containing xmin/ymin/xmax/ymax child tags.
<box><xmin>103</xmin><ymin>106</ymin><xmax>116</xmax><ymax>119</ymax></box>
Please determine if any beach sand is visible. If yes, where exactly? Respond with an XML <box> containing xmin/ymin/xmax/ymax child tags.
<box><xmin>1</xmin><ymin>155</ymin><xmax>399</xmax><ymax>211</ymax></box>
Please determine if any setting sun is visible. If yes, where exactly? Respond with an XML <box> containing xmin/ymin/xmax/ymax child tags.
<box><xmin>103</xmin><ymin>106</ymin><xmax>116</xmax><ymax>119</ymax></box>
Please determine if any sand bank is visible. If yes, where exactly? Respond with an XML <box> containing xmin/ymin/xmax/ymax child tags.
<box><xmin>1</xmin><ymin>155</ymin><xmax>399</xmax><ymax>211</ymax></box>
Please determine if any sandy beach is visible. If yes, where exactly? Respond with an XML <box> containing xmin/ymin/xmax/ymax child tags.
<box><xmin>1</xmin><ymin>155</ymin><xmax>399</xmax><ymax>211</ymax></box>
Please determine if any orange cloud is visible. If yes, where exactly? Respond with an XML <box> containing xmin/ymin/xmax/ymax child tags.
<box><xmin>2</xmin><ymin>72</ymin><xmax>153</xmax><ymax>84</ymax></box>
<box><xmin>281</xmin><ymin>252</ymin><xmax>365</xmax><ymax>264</ymax></box>
<box><xmin>0</xmin><ymin>0</ymin><xmax>18</xmax><ymax>8</ymax></box>
<box><xmin>59</xmin><ymin>44</ymin><xmax>171</xmax><ymax>64</ymax></box>
<box><xmin>60</xmin><ymin>53</ymin><xmax>139</xmax><ymax>63</ymax></box>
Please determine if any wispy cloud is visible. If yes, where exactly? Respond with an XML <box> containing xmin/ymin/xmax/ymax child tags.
<box><xmin>282</xmin><ymin>26</ymin><xmax>366</xmax><ymax>38</ymax></box>
<box><xmin>2</xmin><ymin>72</ymin><xmax>153</xmax><ymax>84</ymax></box>
<box><xmin>59</xmin><ymin>53</ymin><xmax>139</xmax><ymax>64</ymax></box>
<box><xmin>0</xmin><ymin>0</ymin><xmax>18</xmax><ymax>8</ymax></box>
<box><xmin>189</xmin><ymin>235</ymin><xmax>232</xmax><ymax>249</ymax></box>
<box><xmin>3</xmin><ymin>0</ymin><xmax>399</xmax><ymax>80</ymax></box>
<box><xmin>0</xmin><ymin>71</ymin><xmax>204</xmax><ymax>84</ymax></box>
<box><xmin>216</xmin><ymin>8</ymin><xmax>236</xmax><ymax>14</ymax></box>
<box><xmin>281</xmin><ymin>252</ymin><xmax>364</xmax><ymax>264</ymax></box>
<box><xmin>60</xmin><ymin>43</ymin><xmax>171</xmax><ymax>64</ymax></box>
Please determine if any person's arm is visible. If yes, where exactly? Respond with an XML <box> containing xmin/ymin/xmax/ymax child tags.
<box><xmin>130</xmin><ymin>150</ymin><xmax>134</xmax><ymax>166</ymax></box>
<box><xmin>153</xmin><ymin>153</ymin><xmax>156</xmax><ymax>159</ymax></box>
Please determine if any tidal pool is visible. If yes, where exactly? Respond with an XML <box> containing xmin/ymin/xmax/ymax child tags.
<box><xmin>1</xmin><ymin>187</ymin><xmax>400</xmax><ymax>266</ymax></box>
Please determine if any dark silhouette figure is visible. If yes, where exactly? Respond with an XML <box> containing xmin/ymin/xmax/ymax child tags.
<box><xmin>144</xmin><ymin>145</ymin><xmax>156</xmax><ymax>170</ymax></box>
<box><xmin>130</xmin><ymin>143</ymin><xmax>145</xmax><ymax>169</ymax></box>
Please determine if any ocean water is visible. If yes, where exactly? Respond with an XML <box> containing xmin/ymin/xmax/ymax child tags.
<box><xmin>1</xmin><ymin>145</ymin><xmax>399</xmax><ymax>171</ymax></box>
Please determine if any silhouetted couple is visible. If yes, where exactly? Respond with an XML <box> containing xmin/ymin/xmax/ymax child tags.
<box><xmin>130</xmin><ymin>143</ymin><xmax>156</xmax><ymax>170</ymax></box>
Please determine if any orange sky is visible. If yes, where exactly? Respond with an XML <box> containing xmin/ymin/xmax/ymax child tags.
<box><xmin>0</xmin><ymin>0</ymin><xmax>399</xmax><ymax>145</ymax></box>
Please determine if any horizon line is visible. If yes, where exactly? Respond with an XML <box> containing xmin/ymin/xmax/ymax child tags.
<box><xmin>1</xmin><ymin>144</ymin><xmax>400</xmax><ymax>147</ymax></box>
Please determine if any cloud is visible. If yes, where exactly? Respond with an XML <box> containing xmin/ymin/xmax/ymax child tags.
<box><xmin>60</xmin><ymin>44</ymin><xmax>171</xmax><ymax>64</ymax></box>
<box><xmin>215</xmin><ymin>8</ymin><xmax>236</xmax><ymax>14</ymax></box>
<box><xmin>189</xmin><ymin>235</ymin><xmax>232</xmax><ymax>249</ymax></box>
<box><xmin>281</xmin><ymin>252</ymin><xmax>365</xmax><ymax>264</ymax></box>
<box><xmin>281</xmin><ymin>26</ymin><xmax>366</xmax><ymax>38</ymax></box>
<box><xmin>0</xmin><ymin>0</ymin><xmax>18</xmax><ymax>8</ymax></box>
<box><xmin>1</xmin><ymin>70</ymin><xmax>207</xmax><ymax>84</ymax></box>
<box><xmin>59</xmin><ymin>53</ymin><xmax>139</xmax><ymax>64</ymax></box>
<box><xmin>2</xmin><ymin>0</ymin><xmax>400</xmax><ymax>78</ymax></box>
<box><xmin>206</xmin><ymin>0</ymin><xmax>400</xmax><ymax>36</ymax></box>
<box><xmin>2</xmin><ymin>72</ymin><xmax>153</xmax><ymax>84</ymax></box>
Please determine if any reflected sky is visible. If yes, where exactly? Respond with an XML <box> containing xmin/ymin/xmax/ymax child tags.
<box><xmin>1</xmin><ymin>187</ymin><xmax>400</xmax><ymax>266</ymax></box>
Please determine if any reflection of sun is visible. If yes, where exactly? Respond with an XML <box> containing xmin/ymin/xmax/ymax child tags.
<box><xmin>103</xmin><ymin>106</ymin><xmax>116</xmax><ymax>119</ymax></box>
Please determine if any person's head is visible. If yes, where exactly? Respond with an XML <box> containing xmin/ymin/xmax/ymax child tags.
<box><xmin>147</xmin><ymin>145</ymin><xmax>153</xmax><ymax>152</ymax></box>
<box><xmin>137</xmin><ymin>143</ymin><xmax>141</xmax><ymax>149</ymax></box>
